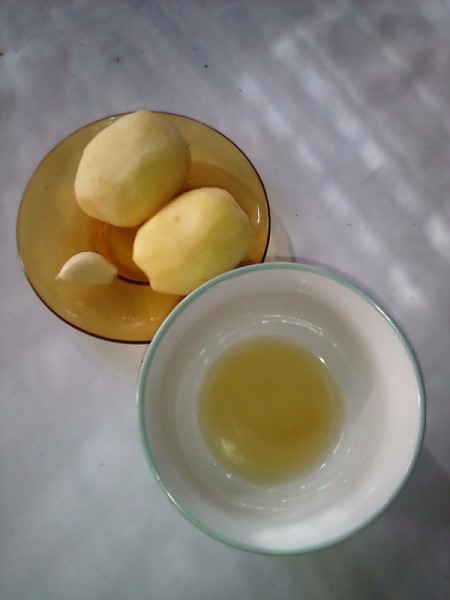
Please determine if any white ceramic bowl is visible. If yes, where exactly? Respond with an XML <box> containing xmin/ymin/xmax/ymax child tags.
<box><xmin>137</xmin><ymin>263</ymin><xmax>425</xmax><ymax>554</ymax></box>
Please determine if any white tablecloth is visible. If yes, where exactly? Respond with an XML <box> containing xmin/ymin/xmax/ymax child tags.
<box><xmin>1</xmin><ymin>1</ymin><xmax>449</xmax><ymax>598</ymax></box>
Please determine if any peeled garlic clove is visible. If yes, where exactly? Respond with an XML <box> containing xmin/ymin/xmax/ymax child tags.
<box><xmin>56</xmin><ymin>252</ymin><xmax>117</xmax><ymax>285</ymax></box>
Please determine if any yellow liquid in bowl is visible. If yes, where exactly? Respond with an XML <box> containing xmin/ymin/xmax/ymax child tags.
<box><xmin>199</xmin><ymin>337</ymin><xmax>342</xmax><ymax>484</ymax></box>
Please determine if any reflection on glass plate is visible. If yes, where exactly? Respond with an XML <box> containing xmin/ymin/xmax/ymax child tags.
<box><xmin>16</xmin><ymin>112</ymin><xmax>270</xmax><ymax>343</ymax></box>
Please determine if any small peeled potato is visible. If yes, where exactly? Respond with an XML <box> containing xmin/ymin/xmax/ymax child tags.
<box><xmin>74</xmin><ymin>111</ymin><xmax>190</xmax><ymax>227</ymax></box>
<box><xmin>133</xmin><ymin>187</ymin><xmax>252</xmax><ymax>295</ymax></box>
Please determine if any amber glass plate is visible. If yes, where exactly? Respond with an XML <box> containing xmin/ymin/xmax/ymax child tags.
<box><xmin>16</xmin><ymin>112</ymin><xmax>270</xmax><ymax>343</ymax></box>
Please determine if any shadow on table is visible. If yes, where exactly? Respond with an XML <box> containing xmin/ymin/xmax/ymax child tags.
<box><xmin>69</xmin><ymin>329</ymin><xmax>146</xmax><ymax>382</ymax></box>
<box><xmin>264</xmin><ymin>209</ymin><xmax>294</xmax><ymax>260</ymax></box>
<box><xmin>268</xmin><ymin>446</ymin><xmax>450</xmax><ymax>599</ymax></box>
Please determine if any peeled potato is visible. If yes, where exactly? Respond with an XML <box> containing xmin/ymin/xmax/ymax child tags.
<box><xmin>74</xmin><ymin>111</ymin><xmax>190</xmax><ymax>227</ymax></box>
<box><xmin>133</xmin><ymin>187</ymin><xmax>252</xmax><ymax>295</ymax></box>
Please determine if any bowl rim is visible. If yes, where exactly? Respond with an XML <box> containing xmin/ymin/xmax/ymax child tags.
<box><xmin>16</xmin><ymin>110</ymin><xmax>271</xmax><ymax>344</ymax></box>
<box><xmin>136</xmin><ymin>261</ymin><xmax>426</xmax><ymax>554</ymax></box>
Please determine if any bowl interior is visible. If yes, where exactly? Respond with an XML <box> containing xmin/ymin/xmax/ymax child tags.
<box><xmin>138</xmin><ymin>263</ymin><xmax>424</xmax><ymax>553</ymax></box>
<box><xmin>16</xmin><ymin>112</ymin><xmax>270</xmax><ymax>343</ymax></box>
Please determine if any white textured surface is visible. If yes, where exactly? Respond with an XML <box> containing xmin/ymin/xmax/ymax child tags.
<box><xmin>1</xmin><ymin>0</ymin><xmax>449</xmax><ymax>598</ymax></box>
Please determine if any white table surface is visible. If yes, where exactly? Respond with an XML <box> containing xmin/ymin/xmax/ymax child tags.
<box><xmin>1</xmin><ymin>1</ymin><xmax>450</xmax><ymax>598</ymax></box>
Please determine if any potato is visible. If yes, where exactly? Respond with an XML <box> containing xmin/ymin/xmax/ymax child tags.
<box><xmin>133</xmin><ymin>187</ymin><xmax>252</xmax><ymax>295</ymax></box>
<box><xmin>74</xmin><ymin>111</ymin><xmax>190</xmax><ymax>227</ymax></box>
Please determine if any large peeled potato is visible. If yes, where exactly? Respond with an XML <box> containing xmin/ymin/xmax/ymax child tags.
<box><xmin>74</xmin><ymin>111</ymin><xmax>190</xmax><ymax>227</ymax></box>
<box><xmin>133</xmin><ymin>187</ymin><xmax>252</xmax><ymax>295</ymax></box>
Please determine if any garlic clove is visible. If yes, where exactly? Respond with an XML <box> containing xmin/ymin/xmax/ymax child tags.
<box><xmin>56</xmin><ymin>252</ymin><xmax>117</xmax><ymax>285</ymax></box>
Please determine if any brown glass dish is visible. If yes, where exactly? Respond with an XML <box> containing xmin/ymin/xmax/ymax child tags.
<box><xmin>16</xmin><ymin>112</ymin><xmax>270</xmax><ymax>343</ymax></box>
